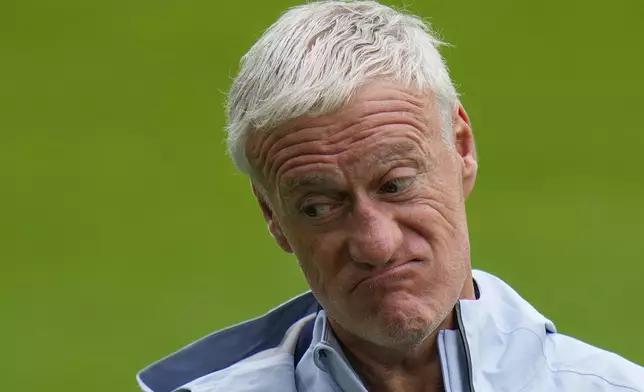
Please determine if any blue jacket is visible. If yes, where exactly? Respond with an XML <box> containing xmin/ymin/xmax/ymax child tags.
<box><xmin>137</xmin><ymin>270</ymin><xmax>644</xmax><ymax>392</ymax></box>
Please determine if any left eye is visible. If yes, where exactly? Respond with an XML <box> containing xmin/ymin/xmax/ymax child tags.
<box><xmin>379</xmin><ymin>177</ymin><xmax>414</xmax><ymax>194</ymax></box>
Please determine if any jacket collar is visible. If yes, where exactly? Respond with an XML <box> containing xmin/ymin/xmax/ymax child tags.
<box><xmin>300</xmin><ymin>270</ymin><xmax>558</xmax><ymax>392</ymax></box>
<box><xmin>137</xmin><ymin>270</ymin><xmax>557</xmax><ymax>392</ymax></box>
<box><xmin>296</xmin><ymin>270</ymin><xmax>557</xmax><ymax>392</ymax></box>
<box><xmin>461</xmin><ymin>270</ymin><xmax>557</xmax><ymax>391</ymax></box>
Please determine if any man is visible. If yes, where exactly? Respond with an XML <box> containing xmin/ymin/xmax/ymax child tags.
<box><xmin>137</xmin><ymin>1</ymin><xmax>643</xmax><ymax>391</ymax></box>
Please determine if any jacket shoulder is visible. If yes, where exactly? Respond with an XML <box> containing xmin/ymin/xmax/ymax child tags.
<box><xmin>544</xmin><ymin>332</ymin><xmax>644</xmax><ymax>391</ymax></box>
<box><xmin>469</xmin><ymin>270</ymin><xmax>642</xmax><ymax>391</ymax></box>
<box><xmin>137</xmin><ymin>292</ymin><xmax>319</xmax><ymax>392</ymax></box>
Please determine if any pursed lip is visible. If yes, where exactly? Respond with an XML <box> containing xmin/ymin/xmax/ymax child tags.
<box><xmin>351</xmin><ymin>259</ymin><xmax>422</xmax><ymax>291</ymax></box>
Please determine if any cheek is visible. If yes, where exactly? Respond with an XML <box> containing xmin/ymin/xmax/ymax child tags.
<box><xmin>287</xmin><ymin>228</ymin><xmax>346</xmax><ymax>299</ymax></box>
<box><xmin>402</xmin><ymin>204</ymin><xmax>470</xmax><ymax>308</ymax></box>
<box><xmin>404</xmin><ymin>198</ymin><xmax>469</xmax><ymax>266</ymax></box>
<box><xmin>407</xmin><ymin>202</ymin><xmax>457</xmax><ymax>240</ymax></box>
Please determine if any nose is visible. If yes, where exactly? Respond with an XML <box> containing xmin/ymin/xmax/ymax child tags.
<box><xmin>347</xmin><ymin>201</ymin><xmax>403</xmax><ymax>267</ymax></box>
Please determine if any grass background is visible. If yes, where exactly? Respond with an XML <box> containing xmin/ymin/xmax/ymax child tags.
<box><xmin>2</xmin><ymin>0</ymin><xmax>643</xmax><ymax>390</ymax></box>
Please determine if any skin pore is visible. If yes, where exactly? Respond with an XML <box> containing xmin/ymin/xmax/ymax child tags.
<box><xmin>246</xmin><ymin>81</ymin><xmax>478</xmax><ymax>392</ymax></box>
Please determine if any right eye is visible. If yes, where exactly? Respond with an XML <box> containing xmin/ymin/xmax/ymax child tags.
<box><xmin>301</xmin><ymin>203</ymin><xmax>332</xmax><ymax>218</ymax></box>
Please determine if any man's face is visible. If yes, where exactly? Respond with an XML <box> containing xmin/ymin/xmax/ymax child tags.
<box><xmin>247</xmin><ymin>81</ymin><xmax>477</xmax><ymax>350</ymax></box>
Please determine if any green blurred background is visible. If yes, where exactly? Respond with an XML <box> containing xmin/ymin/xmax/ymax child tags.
<box><xmin>2</xmin><ymin>0</ymin><xmax>643</xmax><ymax>390</ymax></box>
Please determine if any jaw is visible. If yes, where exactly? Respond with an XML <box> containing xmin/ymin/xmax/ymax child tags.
<box><xmin>327</xmin><ymin>263</ymin><xmax>472</xmax><ymax>353</ymax></box>
<box><xmin>330</xmin><ymin>289</ymin><xmax>441</xmax><ymax>348</ymax></box>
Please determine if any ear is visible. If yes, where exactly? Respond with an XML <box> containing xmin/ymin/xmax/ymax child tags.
<box><xmin>451</xmin><ymin>101</ymin><xmax>478</xmax><ymax>197</ymax></box>
<box><xmin>252</xmin><ymin>183</ymin><xmax>293</xmax><ymax>253</ymax></box>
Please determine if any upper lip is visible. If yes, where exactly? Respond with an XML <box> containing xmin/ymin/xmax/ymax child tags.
<box><xmin>351</xmin><ymin>259</ymin><xmax>420</xmax><ymax>291</ymax></box>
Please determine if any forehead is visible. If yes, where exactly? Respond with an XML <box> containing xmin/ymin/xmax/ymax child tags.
<box><xmin>245</xmin><ymin>82</ymin><xmax>443</xmax><ymax>190</ymax></box>
<box><xmin>281</xmin><ymin>140</ymin><xmax>424</xmax><ymax>189</ymax></box>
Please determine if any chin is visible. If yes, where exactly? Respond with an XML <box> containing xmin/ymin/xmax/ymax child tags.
<box><xmin>362</xmin><ymin>297</ymin><xmax>441</xmax><ymax>349</ymax></box>
<box><xmin>368</xmin><ymin>316</ymin><xmax>435</xmax><ymax>350</ymax></box>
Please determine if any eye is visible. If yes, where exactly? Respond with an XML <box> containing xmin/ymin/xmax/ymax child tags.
<box><xmin>301</xmin><ymin>203</ymin><xmax>332</xmax><ymax>218</ymax></box>
<box><xmin>379</xmin><ymin>177</ymin><xmax>415</xmax><ymax>194</ymax></box>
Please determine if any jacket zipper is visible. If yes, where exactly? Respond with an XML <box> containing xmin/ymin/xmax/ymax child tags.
<box><xmin>455</xmin><ymin>302</ymin><xmax>475</xmax><ymax>392</ymax></box>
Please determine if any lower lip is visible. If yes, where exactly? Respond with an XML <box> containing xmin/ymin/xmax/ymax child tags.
<box><xmin>359</xmin><ymin>261</ymin><xmax>421</xmax><ymax>288</ymax></box>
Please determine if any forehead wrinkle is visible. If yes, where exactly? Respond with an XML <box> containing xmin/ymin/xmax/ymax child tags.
<box><xmin>324</xmin><ymin>102</ymin><xmax>433</xmax><ymax>149</ymax></box>
<box><xmin>350</xmin><ymin>97</ymin><xmax>427</xmax><ymax>121</ymax></box>
<box><xmin>276</xmin><ymin>95</ymin><xmax>430</xmax><ymax>155</ymax></box>
<box><xmin>254</xmin><ymin>86</ymin><xmax>431</xmax><ymax>155</ymax></box>
<box><xmin>269</xmin><ymin>137</ymin><xmax>341</xmax><ymax>188</ymax></box>
<box><xmin>372</xmin><ymin>140</ymin><xmax>422</xmax><ymax>163</ymax></box>
<box><xmin>263</xmin><ymin>126</ymin><xmax>330</xmax><ymax>168</ymax></box>
<box><xmin>248</xmin><ymin>87</ymin><xmax>438</xmax><ymax>191</ymax></box>
<box><xmin>248</xmin><ymin>122</ymin><xmax>338</xmax><ymax>188</ymax></box>
<box><xmin>273</xmin><ymin>123</ymin><xmax>432</xmax><ymax>192</ymax></box>
<box><xmin>351</xmin><ymin>81</ymin><xmax>430</xmax><ymax>105</ymax></box>
<box><xmin>272</xmin><ymin>123</ymin><xmax>418</xmax><ymax>183</ymax></box>
<box><xmin>346</xmin><ymin>134</ymin><xmax>431</xmax><ymax>174</ymax></box>
<box><xmin>281</xmin><ymin>136</ymin><xmax>427</xmax><ymax>195</ymax></box>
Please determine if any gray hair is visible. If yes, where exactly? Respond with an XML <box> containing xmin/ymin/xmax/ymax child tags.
<box><xmin>225</xmin><ymin>0</ymin><xmax>459</xmax><ymax>176</ymax></box>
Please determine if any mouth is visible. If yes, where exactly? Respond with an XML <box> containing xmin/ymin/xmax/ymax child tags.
<box><xmin>352</xmin><ymin>260</ymin><xmax>423</xmax><ymax>291</ymax></box>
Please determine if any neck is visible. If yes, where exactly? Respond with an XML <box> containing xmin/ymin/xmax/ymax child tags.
<box><xmin>331</xmin><ymin>315</ymin><xmax>451</xmax><ymax>392</ymax></box>
<box><xmin>330</xmin><ymin>278</ymin><xmax>476</xmax><ymax>392</ymax></box>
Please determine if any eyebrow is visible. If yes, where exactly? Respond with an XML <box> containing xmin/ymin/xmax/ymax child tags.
<box><xmin>282</xmin><ymin>172</ymin><xmax>337</xmax><ymax>195</ymax></box>
<box><xmin>280</xmin><ymin>142</ymin><xmax>425</xmax><ymax>195</ymax></box>
<box><xmin>365</xmin><ymin>142</ymin><xmax>421</xmax><ymax>166</ymax></box>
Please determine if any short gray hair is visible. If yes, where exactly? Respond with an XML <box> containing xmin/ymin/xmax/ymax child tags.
<box><xmin>225</xmin><ymin>0</ymin><xmax>459</xmax><ymax>175</ymax></box>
